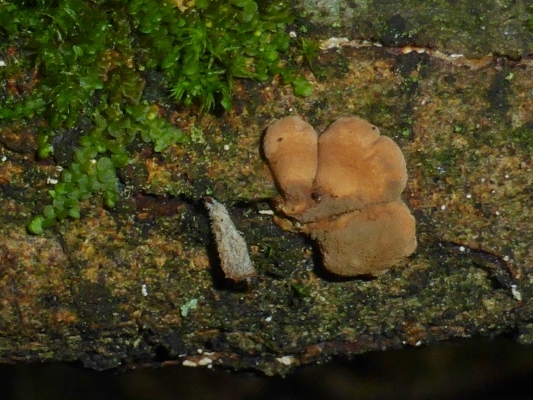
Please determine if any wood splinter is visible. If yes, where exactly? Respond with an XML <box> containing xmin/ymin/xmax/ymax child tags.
<box><xmin>204</xmin><ymin>197</ymin><xmax>256</xmax><ymax>282</ymax></box>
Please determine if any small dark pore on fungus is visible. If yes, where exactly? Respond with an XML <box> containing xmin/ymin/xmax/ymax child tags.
<box><xmin>263</xmin><ymin>116</ymin><xmax>417</xmax><ymax>277</ymax></box>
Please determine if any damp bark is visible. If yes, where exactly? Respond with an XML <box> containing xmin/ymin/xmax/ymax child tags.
<box><xmin>0</xmin><ymin>0</ymin><xmax>532</xmax><ymax>375</ymax></box>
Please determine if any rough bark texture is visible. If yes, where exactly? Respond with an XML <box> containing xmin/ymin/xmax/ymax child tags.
<box><xmin>1</xmin><ymin>0</ymin><xmax>532</xmax><ymax>375</ymax></box>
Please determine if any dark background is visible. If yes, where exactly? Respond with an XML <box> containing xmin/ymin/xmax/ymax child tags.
<box><xmin>2</xmin><ymin>336</ymin><xmax>533</xmax><ymax>400</ymax></box>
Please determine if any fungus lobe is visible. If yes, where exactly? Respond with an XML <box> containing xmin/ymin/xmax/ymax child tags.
<box><xmin>263</xmin><ymin>116</ymin><xmax>416</xmax><ymax>277</ymax></box>
<box><xmin>306</xmin><ymin>202</ymin><xmax>417</xmax><ymax>276</ymax></box>
<box><xmin>263</xmin><ymin>116</ymin><xmax>318</xmax><ymax>218</ymax></box>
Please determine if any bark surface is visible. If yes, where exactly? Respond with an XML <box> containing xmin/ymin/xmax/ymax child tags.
<box><xmin>1</xmin><ymin>1</ymin><xmax>532</xmax><ymax>375</ymax></box>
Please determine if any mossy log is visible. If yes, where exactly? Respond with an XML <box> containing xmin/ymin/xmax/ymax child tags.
<box><xmin>1</xmin><ymin>1</ymin><xmax>532</xmax><ymax>375</ymax></box>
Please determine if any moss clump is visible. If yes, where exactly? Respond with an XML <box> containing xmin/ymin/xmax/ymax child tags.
<box><xmin>129</xmin><ymin>0</ymin><xmax>311</xmax><ymax>111</ymax></box>
<box><xmin>0</xmin><ymin>0</ymin><xmax>311</xmax><ymax>233</ymax></box>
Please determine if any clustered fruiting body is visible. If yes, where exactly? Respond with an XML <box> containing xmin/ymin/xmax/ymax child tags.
<box><xmin>263</xmin><ymin>116</ymin><xmax>417</xmax><ymax>277</ymax></box>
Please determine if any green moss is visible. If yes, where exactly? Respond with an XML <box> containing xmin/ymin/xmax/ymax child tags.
<box><xmin>128</xmin><ymin>0</ymin><xmax>310</xmax><ymax>111</ymax></box>
<box><xmin>0</xmin><ymin>0</ymin><xmax>311</xmax><ymax>232</ymax></box>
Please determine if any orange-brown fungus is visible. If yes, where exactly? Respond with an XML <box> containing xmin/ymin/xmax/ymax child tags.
<box><xmin>263</xmin><ymin>116</ymin><xmax>318</xmax><ymax>218</ymax></box>
<box><xmin>263</xmin><ymin>116</ymin><xmax>417</xmax><ymax>277</ymax></box>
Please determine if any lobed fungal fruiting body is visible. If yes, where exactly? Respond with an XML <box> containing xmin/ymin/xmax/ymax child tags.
<box><xmin>263</xmin><ymin>116</ymin><xmax>417</xmax><ymax>277</ymax></box>
<box><xmin>263</xmin><ymin>117</ymin><xmax>318</xmax><ymax>217</ymax></box>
